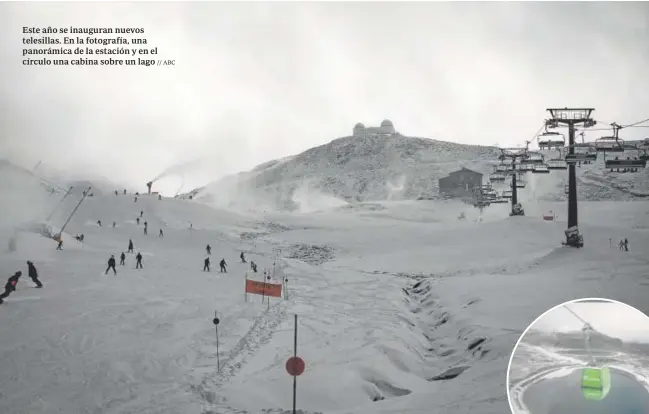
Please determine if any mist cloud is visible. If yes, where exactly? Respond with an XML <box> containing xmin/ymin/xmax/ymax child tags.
<box><xmin>1</xmin><ymin>2</ymin><xmax>648</xmax><ymax>195</ymax></box>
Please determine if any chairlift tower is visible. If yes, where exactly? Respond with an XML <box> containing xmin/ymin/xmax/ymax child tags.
<box><xmin>499</xmin><ymin>149</ymin><xmax>526</xmax><ymax>216</ymax></box>
<box><xmin>546</xmin><ymin>108</ymin><xmax>597</xmax><ymax>248</ymax></box>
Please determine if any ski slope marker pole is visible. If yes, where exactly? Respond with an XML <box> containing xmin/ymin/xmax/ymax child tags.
<box><xmin>213</xmin><ymin>311</ymin><xmax>220</xmax><ymax>372</ymax></box>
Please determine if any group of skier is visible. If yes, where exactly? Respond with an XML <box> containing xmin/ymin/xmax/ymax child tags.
<box><xmin>1</xmin><ymin>261</ymin><xmax>43</xmax><ymax>305</ymax></box>
<box><xmin>5</xmin><ymin>202</ymin><xmax>261</xmax><ymax>304</ymax></box>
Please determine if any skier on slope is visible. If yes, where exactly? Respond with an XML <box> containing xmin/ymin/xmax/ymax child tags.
<box><xmin>140</xmin><ymin>210</ymin><xmax>143</xmax><ymax>218</ymax></box>
<box><xmin>128</xmin><ymin>239</ymin><xmax>134</xmax><ymax>253</ymax></box>
<box><xmin>159</xmin><ymin>229</ymin><xmax>163</xmax><ymax>238</ymax></box>
<box><xmin>219</xmin><ymin>258</ymin><xmax>227</xmax><ymax>273</ymax></box>
<box><xmin>136</xmin><ymin>217</ymin><xmax>140</xmax><ymax>225</ymax></box>
<box><xmin>143</xmin><ymin>221</ymin><xmax>148</xmax><ymax>235</ymax></box>
<box><xmin>26</xmin><ymin>261</ymin><xmax>42</xmax><ymax>288</ymax></box>
<box><xmin>106</xmin><ymin>255</ymin><xmax>117</xmax><ymax>275</ymax></box>
<box><xmin>206</xmin><ymin>244</ymin><xmax>211</xmax><ymax>255</ymax></box>
<box><xmin>97</xmin><ymin>220</ymin><xmax>102</xmax><ymax>227</ymax></box>
<box><xmin>120</xmin><ymin>252</ymin><xmax>126</xmax><ymax>266</ymax></box>
<box><xmin>113</xmin><ymin>221</ymin><xmax>116</xmax><ymax>228</ymax></box>
<box><xmin>624</xmin><ymin>238</ymin><xmax>629</xmax><ymax>251</ymax></box>
<box><xmin>240</xmin><ymin>252</ymin><xmax>246</xmax><ymax>263</ymax></box>
<box><xmin>135</xmin><ymin>252</ymin><xmax>143</xmax><ymax>269</ymax></box>
<box><xmin>204</xmin><ymin>257</ymin><xmax>210</xmax><ymax>272</ymax></box>
<box><xmin>56</xmin><ymin>239</ymin><xmax>63</xmax><ymax>250</ymax></box>
<box><xmin>250</xmin><ymin>261</ymin><xmax>257</xmax><ymax>273</ymax></box>
<box><xmin>0</xmin><ymin>271</ymin><xmax>22</xmax><ymax>304</ymax></box>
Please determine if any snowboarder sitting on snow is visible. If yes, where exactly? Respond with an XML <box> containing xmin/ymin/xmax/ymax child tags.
<box><xmin>219</xmin><ymin>259</ymin><xmax>227</xmax><ymax>273</ymax></box>
<box><xmin>0</xmin><ymin>271</ymin><xmax>22</xmax><ymax>304</ymax></box>
<box><xmin>106</xmin><ymin>255</ymin><xmax>117</xmax><ymax>275</ymax></box>
<box><xmin>128</xmin><ymin>239</ymin><xmax>134</xmax><ymax>253</ymax></box>
<box><xmin>206</xmin><ymin>244</ymin><xmax>211</xmax><ymax>255</ymax></box>
<box><xmin>27</xmin><ymin>261</ymin><xmax>42</xmax><ymax>288</ymax></box>
<box><xmin>135</xmin><ymin>252</ymin><xmax>143</xmax><ymax>269</ymax></box>
<box><xmin>204</xmin><ymin>257</ymin><xmax>210</xmax><ymax>272</ymax></box>
<box><xmin>120</xmin><ymin>252</ymin><xmax>126</xmax><ymax>266</ymax></box>
<box><xmin>240</xmin><ymin>252</ymin><xmax>246</xmax><ymax>263</ymax></box>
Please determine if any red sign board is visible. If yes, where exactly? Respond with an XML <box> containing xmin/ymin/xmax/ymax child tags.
<box><xmin>246</xmin><ymin>279</ymin><xmax>282</xmax><ymax>298</ymax></box>
<box><xmin>286</xmin><ymin>356</ymin><xmax>305</xmax><ymax>376</ymax></box>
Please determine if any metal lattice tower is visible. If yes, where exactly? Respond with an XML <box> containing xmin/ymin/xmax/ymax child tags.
<box><xmin>546</xmin><ymin>108</ymin><xmax>597</xmax><ymax>247</ymax></box>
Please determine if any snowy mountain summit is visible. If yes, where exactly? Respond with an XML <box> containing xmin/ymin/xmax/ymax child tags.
<box><xmin>183</xmin><ymin>121</ymin><xmax>649</xmax><ymax>212</ymax></box>
<box><xmin>183</xmin><ymin>122</ymin><xmax>500</xmax><ymax>212</ymax></box>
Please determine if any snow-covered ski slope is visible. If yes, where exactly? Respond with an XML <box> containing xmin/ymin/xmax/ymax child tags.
<box><xmin>180</xmin><ymin>134</ymin><xmax>649</xmax><ymax>212</ymax></box>
<box><xmin>1</xmin><ymin>164</ymin><xmax>649</xmax><ymax>414</ymax></box>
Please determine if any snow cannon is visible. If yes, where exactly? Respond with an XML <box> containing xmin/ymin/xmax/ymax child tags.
<box><xmin>146</xmin><ymin>181</ymin><xmax>153</xmax><ymax>194</ymax></box>
<box><xmin>581</xmin><ymin>366</ymin><xmax>611</xmax><ymax>400</ymax></box>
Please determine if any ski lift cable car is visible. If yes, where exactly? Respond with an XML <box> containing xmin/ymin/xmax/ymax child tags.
<box><xmin>563</xmin><ymin>305</ymin><xmax>612</xmax><ymax>401</ymax></box>
<box><xmin>537</xmin><ymin>123</ymin><xmax>566</xmax><ymax>150</ymax></box>
<box><xmin>594</xmin><ymin>122</ymin><xmax>625</xmax><ymax>152</ymax></box>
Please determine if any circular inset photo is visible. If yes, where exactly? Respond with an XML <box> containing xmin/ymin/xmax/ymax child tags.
<box><xmin>507</xmin><ymin>298</ymin><xmax>649</xmax><ymax>414</ymax></box>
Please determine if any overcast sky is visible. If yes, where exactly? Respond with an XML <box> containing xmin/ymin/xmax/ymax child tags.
<box><xmin>530</xmin><ymin>299</ymin><xmax>649</xmax><ymax>343</ymax></box>
<box><xmin>1</xmin><ymin>2</ymin><xmax>648</xmax><ymax>194</ymax></box>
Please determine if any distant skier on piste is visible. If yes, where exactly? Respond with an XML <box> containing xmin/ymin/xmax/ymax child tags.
<box><xmin>140</xmin><ymin>210</ymin><xmax>143</xmax><ymax>218</ymax></box>
<box><xmin>27</xmin><ymin>261</ymin><xmax>42</xmax><ymax>288</ymax></box>
<box><xmin>106</xmin><ymin>255</ymin><xmax>117</xmax><ymax>275</ymax></box>
<box><xmin>120</xmin><ymin>252</ymin><xmax>126</xmax><ymax>266</ymax></box>
<box><xmin>240</xmin><ymin>252</ymin><xmax>246</xmax><ymax>263</ymax></box>
<box><xmin>136</xmin><ymin>217</ymin><xmax>140</xmax><ymax>225</ymax></box>
<box><xmin>250</xmin><ymin>261</ymin><xmax>257</xmax><ymax>273</ymax></box>
<box><xmin>206</xmin><ymin>244</ymin><xmax>211</xmax><ymax>255</ymax></box>
<box><xmin>128</xmin><ymin>239</ymin><xmax>134</xmax><ymax>253</ymax></box>
<box><xmin>204</xmin><ymin>257</ymin><xmax>210</xmax><ymax>272</ymax></box>
<box><xmin>0</xmin><ymin>271</ymin><xmax>22</xmax><ymax>304</ymax></box>
<box><xmin>56</xmin><ymin>239</ymin><xmax>63</xmax><ymax>250</ymax></box>
<box><xmin>159</xmin><ymin>229</ymin><xmax>163</xmax><ymax>238</ymax></box>
<box><xmin>219</xmin><ymin>259</ymin><xmax>227</xmax><ymax>273</ymax></box>
<box><xmin>135</xmin><ymin>252</ymin><xmax>143</xmax><ymax>269</ymax></box>
<box><xmin>143</xmin><ymin>221</ymin><xmax>148</xmax><ymax>235</ymax></box>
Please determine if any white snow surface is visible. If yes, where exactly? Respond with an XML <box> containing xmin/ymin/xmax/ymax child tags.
<box><xmin>180</xmin><ymin>135</ymin><xmax>649</xmax><ymax>212</ymax></box>
<box><xmin>1</xmin><ymin>162</ymin><xmax>649</xmax><ymax>414</ymax></box>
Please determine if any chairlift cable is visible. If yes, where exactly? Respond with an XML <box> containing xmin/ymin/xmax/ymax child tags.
<box><xmin>564</xmin><ymin>304</ymin><xmax>600</xmax><ymax>365</ymax></box>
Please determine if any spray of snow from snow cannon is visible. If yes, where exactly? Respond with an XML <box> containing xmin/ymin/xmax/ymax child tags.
<box><xmin>148</xmin><ymin>157</ymin><xmax>203</xmax><ymax>195</ymax></box>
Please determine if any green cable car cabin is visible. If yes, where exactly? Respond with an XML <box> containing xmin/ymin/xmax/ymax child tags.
<box><xmin>581</xmin><ymin>366</ymin><xmax>611</xmax><ymax>400</ymax></box>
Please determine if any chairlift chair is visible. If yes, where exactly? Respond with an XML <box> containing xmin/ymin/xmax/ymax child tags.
<box><xmin>532</xmin><ymin>164</ymin><xmax>550</xmax><ymax>174</ymax></box>
<box><xmin>492</xmin><ymin>198</ymin><xmax>508</xmax><ymax>204</ymax></box>
<box><xmin>604</xmin><ymin>157</ymin><xmax>647</xmax><ymax>171</ymax></box>
<box><xmin>495</xmin><ymin>164</ymin><xmax>508</xmax><ymax>173</ymax></box>
<box><xmin>502</xmin><ymin>190</ymin><xmax>513</xmax><ymax>198</ymax></box>
<box><xmin>566</xmin><ymin>147</ymin><xmax>597</xmax><ymax>164</ymax></box>
<box><xmin>537</xmin><ymin>131</ymin><xmax>566</xmax><ymax>150</ymax></box>
<box><xmin>520</xmin><ymin>152</ymin><xmax>545</xmax><ymax>165</ymax></box>
<box><xmin>515</xmin><ymin>180</ymin><xmax>526</xmax><ymax>188</ymax></box>
<box><xmin>489</xmin><ymin>172</ymin><xmax>506</xmax><ymax>182</ymax></box>
<box><xmin>546</xmin><ymin>159</ymin><xmax>568</xmax><ymax>170</ymax></box>
<box><xmin>594</xmin><ymin>137</ymin><xmax>625</xmax><ymax>152</ymax></box>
